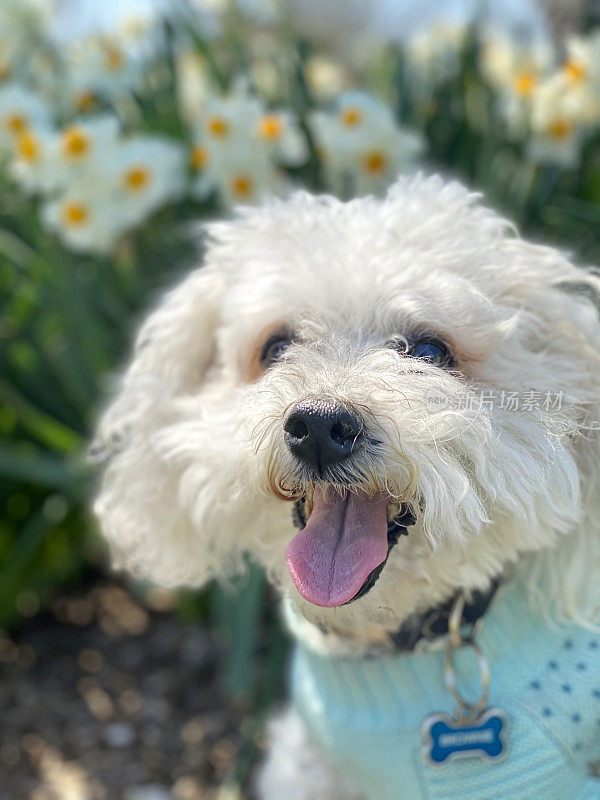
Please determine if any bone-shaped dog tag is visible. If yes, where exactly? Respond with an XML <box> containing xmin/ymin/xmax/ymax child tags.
<box><xmin>421</xmin><ymin>707</ymin><xmax>508</xmax><ymax>765</ymax></box>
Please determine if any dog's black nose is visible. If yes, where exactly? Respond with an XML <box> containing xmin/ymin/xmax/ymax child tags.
<box><xmin>284</xmin><ymin>400</ymin><xmax>363</xmax><ymax>469</ymax></box>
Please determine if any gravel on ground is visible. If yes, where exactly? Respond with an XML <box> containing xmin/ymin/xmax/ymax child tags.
<box><xmin>0</xmin><ymin>580</ymin><xmax>264</xmax><ymax>800</ymax></box>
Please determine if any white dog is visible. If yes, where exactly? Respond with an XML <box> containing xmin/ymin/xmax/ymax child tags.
<box><xmin>93</xmin><ymin>175</ymin><xmax>600</xmax><ymax>800</ymax></box>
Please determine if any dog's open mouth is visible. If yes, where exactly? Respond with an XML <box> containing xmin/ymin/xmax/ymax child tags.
<box><xmin>286</xmin><ymin>487</ymin><xmax>415</xmax><ymax>607</ymax></box>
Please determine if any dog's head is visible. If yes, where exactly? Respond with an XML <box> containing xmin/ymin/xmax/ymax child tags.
<box><xmin>93</xmin><ymin>175</ymin><xmax>600</xmax><ymax>637</ymax></box>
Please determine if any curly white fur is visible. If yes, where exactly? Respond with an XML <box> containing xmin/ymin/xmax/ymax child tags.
<box><xmin>93</xmin><ymin>174</ymin><xmax>600</xmax><ymax>795</ymax></box>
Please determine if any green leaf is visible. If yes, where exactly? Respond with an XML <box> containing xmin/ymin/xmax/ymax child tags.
<box><xmin>212</xmin><ymin>563</ymin><xmax>265</xmax><ymax>702</ymax></box>
<box><xmin>0</xmin><ymin>509</ymin><xmax>52</xmax><ymax>610</ymax></box>
<box><xmin>0</xmin><ymin>445</ymin><xmax>81</xmax><ymax>492</ymax></box>
<box><xmin>0</xmin><ymin>379</ymin><xmax>82</xmax><ymax>453</ymax></box>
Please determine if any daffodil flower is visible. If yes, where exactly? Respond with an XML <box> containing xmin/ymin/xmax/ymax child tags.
<box><xmin>35</xmin><ymin>128</ymin><xmax>186</xmax><ymax>253</ymax></box>
<box><xmin>405</xmin><ymin>24</ymin><xmax>466</xmax><ymax>95</ymax></box>
<box><xmin>105</xmin><ymin>136</ymin><xmax>187</xmax><ymax>227</ymax></box>
<box><xmin>10</xmin><ymin>125</ymin><xmax>56</xmax><ymax>194</ymax></box>
<box><xmin>254</xmin><ymin>110</ymin><xmax>307</xmax><ymax>167</ymax></box>
<box><xmin>480</xmin><ymin>35</ymin><xmax>554</xmax><ymax>138</ymax></box>
<box><xmin>0</xmin><ymin>83</ymin><xmax>51</xmax><ymax>149</ymax></box>
<box><xmin>309</xmin><ymin>91</ymin><xmax>424</xmax><ymax>196</ymax></box>
<box><xmin>62</xmin><ymin>33</ymin><xmax>150</xmax><ymax>108</ymax></box>
<box><xmin>189</xmin><ymin>82</ymin><xmax>307</xmax><ymax>208</ymax></box>
<box><xmin>528</xmin><ymin>79</ymin><xmax>585</xmax><ymax>168</ymax></box>
<box><xmin>42</xmin><ymin>186</ymin><xmax>127</xmax><ymax>254</ymax></box>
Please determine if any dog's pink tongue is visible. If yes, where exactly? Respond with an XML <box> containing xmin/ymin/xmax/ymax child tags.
<box><xmin>285</xmin><ymin>488</ymin><xmax>389</xmax><ymax>607</ymax></box>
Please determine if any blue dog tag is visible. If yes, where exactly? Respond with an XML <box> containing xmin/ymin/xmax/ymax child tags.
<box><xmin>422</xmin><ymin>707</ymin><xmax>508</xmax><ymax>766</ymax></box>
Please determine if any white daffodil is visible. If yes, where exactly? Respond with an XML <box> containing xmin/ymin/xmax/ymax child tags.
<box><xmin>201</xmin><ymin>83</ymin><xmax>307</xmax><ymax>166</ymax></box>
<box><xmin>0</xmin><ymin>83</ymin><xmax>52</xmax><ymax>149</ymax></box>
<box><xmin>62</xmin><ymin>33</ymin><xmax>149</xmax><ymax>110</ymax></box>
<box><xmin>11</xmin><ymin>115</ymin><xmax>122</xmax><ymax>196</ymax></box>
<box><xmin>309</xmin><ymin>91</ymin><xmax>423</xmax><ymax>196</ymax></box>
<box><xmin>176</xmin><ymin>50</ymin><xmax>211</xmax><ymax>125</ymax></box>
<box><xmin>9</xmin><ymin>125</ymin><xmax>56</xmax><ymax>194</ymax></box>
<box><xmin>212</xmin><ymin>142</ymin><xmax>278</xmax><ymax>207</ymax></box>
<box><xmin>44</xmin><ymin>115</ymin><xmax>121</xmax><ymax>189</ymax></box>
<box><xmin>59</xmin><ymin>73</ymin><xmax>105</xmax><ymax>118</ymax></box>
<box><xmin>304</xmin><ymin>56</ymin><xmax>351</xmax><ymax>100</ymax></box>
<box><xmin>189</xmin><ymin>83</ymin><xmax>306</xmax><ymax>207</ymax></box>
<box><xmin>189</xmin><ymin>131</ymin><xmax>282</xmax><ymax>208</ymax></box>
<box><xmin>480</xmin><ymin>35</ymin><xmax>554</xmax><ymax>138</ymax></box>
<box><xmin>531</xmin><ymin>71</ymin><xmax>600</xmax><ymax>132</ymax></box>
<box><xmin>480</xmin><ymin>35</ymin><xmax>554</xmax><ymax>92</ymax></box>
<box><xmin>527</xmin><ymin>79</ymin><xmax>584</xmax><ymax>169</ymax></box>
<box><xmin>310</xmin><ymin>91</ymin><xmax>390</xmax><ymax>155</ymax></box>
<box><xmin>543</xmin><ymin>33</ymin><xmax>600</xmax><ymax>128</ymax></box>
<box><xmin>563</xmin><ymin>32</ymin><xmax>600</xmax><ymax>86</ymax></box>
<box><xmin>199</xmin><ymin>82</ymin><xmax>265</xmax><ymax>150</ymax></box>
<box><xmin>104</xmin><ymin>136</ymin><xmax>187</xmax><ymax>226</ymax></box>
<box><xmin>36</xmin><ymin>127</ymin><xmax>186</xmax><ymax>253</ymax></box>
<box><xmin>405</xmin><ymin>23</ymin><xmax>467</xmax><ymax>95</ymax></box>
<box><xmin>253</xmin><ymin>109</ymin><xmax>307</xmax><ymax>166</ymax></box>
<box><xmin>41</xmin><ymin>185</ymin><xmax>125</xmax><ymax>255</ymax></box>
<box><xmin>527</xmin><ymin>119</ymin><xmax>583</xmax><ymax>170</ymax></box>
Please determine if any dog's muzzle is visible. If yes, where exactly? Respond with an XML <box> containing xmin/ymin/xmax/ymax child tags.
<box><xmin>282</xmin><ymin>398</ymin><xmax>415</xmax><ymax>608</ymax></box>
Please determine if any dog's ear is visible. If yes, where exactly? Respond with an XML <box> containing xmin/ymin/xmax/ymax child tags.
<box><xmin>553</xmin><ymin>265</ymin><xmax>600</xmax><ymax>458</ymax></box>
<box><xmin>91</xmin><ymin>264</ymin><xmax>225</xmax><ymax>462</ymax></box>
<box><xmin>554</xmin><ymin>268</ymin><xmax>600</xmax><ymax>318</ymax></box>
<box><xmin>528</xmin><ymin>266</ymin><xmax>600</xmax><ymax>624</ymax></box>
<box><xmin>91</xmin><ymin>263</ymin><xmax>229</xmax><ymax>588</ymax></box>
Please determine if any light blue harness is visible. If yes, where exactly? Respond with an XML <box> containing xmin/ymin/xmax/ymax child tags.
<box><xmin>291</xmin><ymin>582</ymin><xmax>600</xmax><ymax>800</ymax></box>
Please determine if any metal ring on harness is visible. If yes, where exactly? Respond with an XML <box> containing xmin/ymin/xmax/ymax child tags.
<box><xmin>443</xmin><ymin>594</ymin><xmax>491</xmax><ymax>721</ymax></box>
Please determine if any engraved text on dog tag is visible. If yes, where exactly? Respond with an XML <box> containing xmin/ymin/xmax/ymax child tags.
<box><xmin>421</xmin><ymin>707</ymin><xmax>508</xmax><ymax>765</ymax></box>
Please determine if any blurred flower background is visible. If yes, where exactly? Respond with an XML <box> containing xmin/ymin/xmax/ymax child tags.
<box><xmin>2</xmin><ymin>0</ymin><xmax>600</xmax><ymax>797</ymax></box>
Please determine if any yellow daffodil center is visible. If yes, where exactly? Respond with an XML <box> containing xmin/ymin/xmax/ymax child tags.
<box><xmin>258</xmin><ymin>114</ymin><xmax>284</xmax><ymax>140</ymax></box>
<box><xmin>340</xmin><ymin>107</ymin><xmax>363</xmax><ymax>127</ymax></box>
<box><xmin>16</xmin><ymin>131</ymin><xmax>40</xmax><ymax>162</ymax></box>
<box><xmin>207</xmin><ymin>116</ymin><xmax>229</xmax><ymax>138</ymax></box>
<box><xmin>190</xmin><ymin>145</ymin><xmax>209</xmax><ymax>171</ymax></box>
<box><xmin>74</xmin><ymin>91</ymin><xmax>98</xmax><ymax>112</ymax></box>
<box><xmin>230</xmin><ymin>173</ymin><xmax>253</xmax><ymax>199</ymax></box>
<box><xmin>564</xmin><ymin>59</ymin><xmax>586</xmax><ymax>83</ymax></box>
<box><xmin>62</xmin><ymin>127</ymin><xmax>90</xmax><ymax>160</ymax></box>
<box><xmin>103</xmin><ymin>44</ymin><xmax>124</xmax><ymax>71</ymax></box>
<box><xmin>362</xmin><ymin>150</ymin><xmax>388</xmax><ymax>175</ymax></box>
<box><xmin>61</xmin><ymin>201</ymin><xmax>89</xmax><ymax>227</ymax></box>
<box><xmin>4</xmin><ymin>113</ymin><xmax>27</xmax><ymax>134</ymax></box>
<box><xmin>513</xmin><ymin>72</ymin><xmax>536</xmax><ymax>97</ymax></box>
<box><xmin>123</xmin><ymin>166</ymin><xmax>152</xmax><ymax>192</ymax></box>
<box><xmin>548</xmin><ymin>118</ymin><xmax>573</xmax><ymax>141</ymax></box>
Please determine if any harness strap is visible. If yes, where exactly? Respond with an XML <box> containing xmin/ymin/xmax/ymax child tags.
<box><xmin>388</xmin><ymin>580</ymin><xmax>501</xmax><ymax>652</ymax></box>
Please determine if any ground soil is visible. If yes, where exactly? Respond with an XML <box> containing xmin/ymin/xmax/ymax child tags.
<box><xmin>0</xmin><ymin>580</ymin><xmax>263</xmax><ymax>800</ymax></box>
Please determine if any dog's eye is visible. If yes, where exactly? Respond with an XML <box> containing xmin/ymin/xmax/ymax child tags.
<box><xmin>261</xmin><ymin>333</ymin><xmax>292</xmax><ymax>368</ymax></box>
<box><xmin>410</xmin><ymin>338</ymin><xmax>453</xmax><ymax>367</ymax></box>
